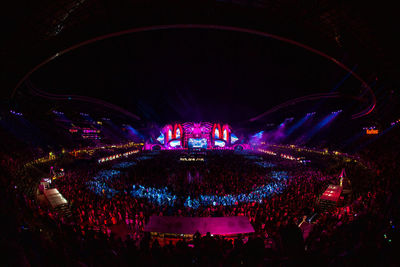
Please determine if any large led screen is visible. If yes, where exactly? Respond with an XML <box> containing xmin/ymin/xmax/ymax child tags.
<box><xmin>214</xmin><ymin>140</ymin><xmax>225</xmax><ymax>147</ymax></box>
<box><xmin>188</xmin><ymin>138</ymin><xmax>207</xmax><ymax>148</ymax></box>
<box><xmin>169</xmin><ymin>140</ymin><xmax>181</xmax><ymax>148</ymax></box>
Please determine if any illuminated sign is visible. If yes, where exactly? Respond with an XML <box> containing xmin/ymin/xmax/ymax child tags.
<box><xmin>366</xmin><ymin>129</ymin><xmax>379</xmax><ymax>135</ymax></box>
<box><xmin>179</xmin><ymin>157</ymin><xmax>205</xmax><ymax>162</ymax></box>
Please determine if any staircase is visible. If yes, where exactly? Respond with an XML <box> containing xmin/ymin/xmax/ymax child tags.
<box><xmin>54</xmin><ymin>203</ymin><xmax>73</xmax><ymax>219</ymax></box>
<box><xmin>318</xmin><ymin>198</ymin><xmax>337</xmax><ymax>212</ymax></box>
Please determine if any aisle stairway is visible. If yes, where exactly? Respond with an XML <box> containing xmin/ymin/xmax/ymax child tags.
<box><xmin>54</xmin><ymin>203</ymin><xmax>73</xmax><ymax>219</ymax></box>
<box><xmin>44</xmin><ymin>188</ymin><xmax>73</xmax><ymax>220</ymax></box>
<box><xmin>319</xmin><ymin>198</ymin><xmax>337</xmax><ymax>212</ymax></box>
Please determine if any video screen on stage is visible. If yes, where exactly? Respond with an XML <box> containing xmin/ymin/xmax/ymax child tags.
<box><xmin>188</xmin><ymin>138</ymin><xmax>207</xmax><ymax>148</ymax></box>
<box><xmin>169</xmin><ymin>140</ymin><xmax>181</xmax><ymax>148</ymax></box>
<box><xmin>214</xmin><ymin>140</ymin><xmax>225</xmax><ymax>147</ymax></box>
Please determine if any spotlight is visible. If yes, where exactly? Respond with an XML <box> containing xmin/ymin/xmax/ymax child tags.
<box><xmin>390</xmin><ymin>119</ymin><xmax>400</xmax><ymax>126</ymax></box>
<box><xmin>10</xmin><ymin>110</ymin><xmax>23</xmax><ymax>116</ymax></box>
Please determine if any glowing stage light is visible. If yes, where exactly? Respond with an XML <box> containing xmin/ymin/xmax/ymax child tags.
<box><xmin>168</xmin><ymin>129</ymin><xmax>172</xmax><ymax>140</ymax></box>
<box><xmin>157</xmin><ymin>132</ymin><xmax>164</xmax><ymax>144</ymax></box>
<box><xmin>223</xmin><ymin>129</ymin><xmax>228</xmax><ymax>141</ymax></box>
<box><xmin>10</xmin><ymin>110</ymin><xmax>23</xmax><ymax>116</ymax></box>
<box><xmin>214</xmin><ymin>128</ymin><xmax>220</xmax><ymax>139</ymax></box>
<box><xmin>214</xmin><ymin>140</ymin><xmax>225</xmax><ymax>147</ymax></box>
<box><xmin>169</xmin><ymin>140</ymin><xmax>181</xmax><ymax>147</ymax></box>
<box><xmin>252</xmin><ymin>131</ymin><xmax>264</xmax><ymax>139</ymax></box>
<box><xmin>231</xmin><ymin>133</ymin><xmax>239</xmax><ymax>144</ymax></box>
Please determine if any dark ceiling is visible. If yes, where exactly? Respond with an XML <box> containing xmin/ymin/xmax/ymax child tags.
<box><xmin>27</xmin><ymin>27</ymin><xmax>361</xmax><ymax>123</ymax></box>
<box><xmin>2</xmin><ymin>0</ymin><xmax>399</xmax><ymax>126</ymax></box>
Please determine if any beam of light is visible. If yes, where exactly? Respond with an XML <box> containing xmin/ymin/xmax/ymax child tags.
<box><xmin>80</xmin><ymin>113</ymin><xmax>94</xmax><ymax>122</ymax></box>
<box><xmin>285</xmin><ymin>114</ymin><xmax>311</xmax><ymax>136</ymax></box>
<box><xmin>271</xmin><ymin>120</ymin><xmax>289</xmax><ymax>143</ymax></box>
<box><xmin>102</xmin><ymin>120</ymin><xmax>126</xmax><ymax>142</ymax></box>
<box><xmin>250</xmin><ymin>131</ymin><xmax>264</xmax><ymax>146</ymax></box>
<box><xmin>52</xmin><ymin>110</ymin><xmax>70</xmax><ymax>122</ymax></box>
<box><xmin>126</xmin><ymin>125</ymin><xmax>144</xmax><ymax>139</ymax></box>
<box><xmin>11</xmin><ymin>24</ymin><xmax>375</xmax><ymax>120</ymax></box>
<box><xmin>308</xmin><ymin>66</ymin><xmax>357</xmax><ymax>114</ymax></box>
<box><xmin>1</xmin><ymin>114</ymin><xmax>46</xmax><ymax>146</ymax></box>
<box><xmin>341</xmin><ymin>131</ymin><xmax>365</xmax><ymax>150</ymax></box>
<box><xmin>301</xmin><ymin>112</ymin><xmax>339</xmax><ymax>142</ymax></box>
<box><xmin>252</xmin><ymin>131</ymin><xmax>264</xmax><ymax>139</ymax></box>
<box><xmin>330</xmin><ymin>65</ymin><xmax>358</xmax><ymax>92</ymax></box>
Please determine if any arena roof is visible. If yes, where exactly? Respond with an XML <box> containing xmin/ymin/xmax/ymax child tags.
<box><xmin>2</xmin><ymin>0</ymin><xmax>399</xmax><ymax>127</ymax></box>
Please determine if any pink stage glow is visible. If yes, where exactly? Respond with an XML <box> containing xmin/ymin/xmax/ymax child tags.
<box><xmin>144</xmin><ymin>216</ymin><xmax>254</xmax><ymax>235</ymax></box>
<box><xmin>146</xmin><ymin>122</ymin><xmax>245</xmax><ymax>150</ymax></box>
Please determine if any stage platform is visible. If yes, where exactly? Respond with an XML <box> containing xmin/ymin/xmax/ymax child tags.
<box><xmin>144</xmin><ymin>216</ymin><xmax>254</xmax><ymax>236</ymax></box>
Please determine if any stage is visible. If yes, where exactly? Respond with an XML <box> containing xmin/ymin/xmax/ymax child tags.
<box><xmin>144</xmin><ymin>216</ymin><xmax>255</xmax><ymax>237</ymax></box>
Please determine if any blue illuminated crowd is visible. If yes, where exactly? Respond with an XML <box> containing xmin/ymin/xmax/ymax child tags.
<box><xmin>87</xmin><ymin>169</ymin><xmax>121</xmax><ymax>198</ymax></box>
<box><xmin>255</xmin><ymin>161</ymin><xmax>276</xmax><ymax>168</ymax></box>
<box><xmin>184</xmin><ymin>174</ymin><xmax>287</xmax><ymax>209</ymax></box>
<box><xmin>113</xmin><ymin>161</ymin><xmax>136</xmax><ymax>169</ymax></box>
<box><xmin>131</xmin><ymin>184</ymin><xmax>177</xmax><ymax>206</ymax></box>
<box><xmin>85</xmin><ymin>158</ymin><xmax>290</xmax><ymax>209</ymax></box>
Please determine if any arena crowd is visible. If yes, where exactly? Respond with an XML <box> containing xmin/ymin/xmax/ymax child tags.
<box><xmin>0</xmin><ymin>133</ymin><xmax>399</xmax><ymax>266</ymax></box>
